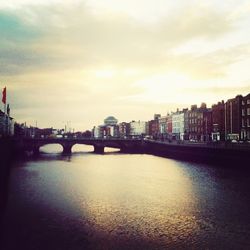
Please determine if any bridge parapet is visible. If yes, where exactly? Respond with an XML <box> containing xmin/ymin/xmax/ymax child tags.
<box><xmin>20</xmin><ymin>138</ymin><xmax>144</xmax><ymax>155</ymax></box>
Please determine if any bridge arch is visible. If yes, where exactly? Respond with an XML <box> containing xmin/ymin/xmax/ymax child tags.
<box><xmin>35</xmin><ymin>143</ymin><xmax>64</xmax><ymax>154</ymax></box>
<box><xmin>104</xmin><ymin>147</ymin><xmax>120</xmax><ymax>153</ymax></box>
<box><xmin>71</xmin><ymin>144</ymin><xmax>94</xmax><ymax>153</ymax></box>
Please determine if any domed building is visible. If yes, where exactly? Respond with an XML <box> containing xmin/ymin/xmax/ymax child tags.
<box><xmin>104</xmin><ymin>116</ymin><xmax>118</xmax><ymax>126</ymax></box>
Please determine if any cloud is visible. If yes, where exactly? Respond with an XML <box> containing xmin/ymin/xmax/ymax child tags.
<box><xmin>0</xmin><ymin>9</ymin><xmax>46</xmax><ymax>74</ymax></box>
<box><xmin>0</xmin><ymin>2</ymin><xmax>236</xmax><ymax>75</ymax></box>
<box><xmin>169</xmin><ymin>43</ymin><xmax>250</xmax><ymax>79</ymax></box>
<box><xmin>0</xmin><ymin>1</ymin><xmax>250</xmax><ymax>129</ymax></box>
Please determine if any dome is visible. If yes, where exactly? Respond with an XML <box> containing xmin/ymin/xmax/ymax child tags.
<box><xmin>104</xmin><ymin>116</ymin><xmax>118</xmax><ymax>126</ymax></box>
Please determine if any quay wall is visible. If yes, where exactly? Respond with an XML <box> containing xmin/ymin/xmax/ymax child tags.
<box><xmin>143</xmin><ymin>140</ymin><xmax>250</xmax><ymax>166</ymax></box>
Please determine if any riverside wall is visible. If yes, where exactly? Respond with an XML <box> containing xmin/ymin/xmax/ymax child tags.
<box><xmin>143</xmin><ymin>140</ymin><xmax>250</xmax><ymax>166</ymax></box>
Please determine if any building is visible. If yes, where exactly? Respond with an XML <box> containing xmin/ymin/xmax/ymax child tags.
<box><xmin>104</xmin><ymin>116</ymin><xmax>118</xmax><ymax>126</ymax></box>
<box><xmin>148</xmin><ymin>119</ymin><xmax>159</xmax><ymax>138</ymax></box>
<box><xmin>203</xmin><ymin>108</ymin><xmax>212</xmax><ymax>142</ymax></box>
<box><xmin>159</xmin><ymin>116</ymin><xmax>167</xmax><ymax>139</ymax></box>
<box><xmin>225</xmin><ymin>95</ymin><xmax>242</xmax><ymax>141</ymax></box>
<box><xmin>240</xmin><ymin>93</ymin><xmax>250</xmax><ymax>140</ymax></box>
<box><xmin>0</xmin><ymin>110</ymin><xmax>15</xmax><ymax>137</ymax></box>
<box><xmin>118</xmin><ymin>122</ymin><xmax>130</xmax><ymax>138</ymax></box>
<box><xmin>154</xmin><ymin>114</ymin><xmax>161</xmax><ymax>120</ymax></box>
<box><xmin>166</xmin><ymin>114</ymin><xmax>173</xmax><ymax>139</ymax></box>
<box><xmin>129</xmin><ymin>121</ymin><xmax>146</xmax><ymax>136</ymax></box>
<box><xmin>211</xmin><ymin>101</ymin><xmax>225</xmax><ymax>141</ymax></box>
<box><xmin>93</xmin><ymin>116</ymin><xmax>119</xmax><ymax>138</ymax></box>
<box><xmin>172</xmin><ymin>110</ymin><xmax>185</xmax><ymax>140</ymax></box>
<box><xmin>93</xmin><ymin>126</ymin><xmax>101</xmax><ymax>138</ymax></box>
<box><xmin>188</xmin><ymin>103</ymin><xmax>212</xmax><ymax>142</ymax></box>
<box><xmin>147</xmin><ymin>114</ymin><xmax>162</xmax><ymax>138</ymax></box>
<box><xmin>184</xmin><ymin>110</ymin><xmax>189</xmax><ymax>140</ymax></box>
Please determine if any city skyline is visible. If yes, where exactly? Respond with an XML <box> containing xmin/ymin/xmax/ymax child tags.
<box><xmin>1</xmin><ymin>0</ymin><xmax>250</xmax><ymax>130</ymax></box>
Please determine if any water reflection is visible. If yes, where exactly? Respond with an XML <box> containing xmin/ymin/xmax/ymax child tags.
<box><xmin>104</xmin><ymin>147</ymin><xmax>120</xmax><ymax>153</ymax></box>
<box><xmin>80</xmin><ymin>155</ymin><xmax>198</xmax><ymax>242</ymax></box>
<box><xmin>72</xmin><ymin>144</ymin><xmax>94</xmax><ymax>153</ymax></box>
<box><xmin>2</xmin><ymin>149</ymin><xmax>250</xmax><ymax>249</ymax></box>
<box><xmin>40</xmin><ymin>144</ymin><xmax>63</xmax><ymax>154</ymax></box>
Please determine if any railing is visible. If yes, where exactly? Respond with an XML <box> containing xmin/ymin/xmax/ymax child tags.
<box><xmin>144</xmin><ymin>138</ymin><xmax>250</xmax><ymax>150</ymax></box>
<box><xmin>24</xmin><ymin>137</ymin><xmax>142</xmax><ymax>141</ymax></box>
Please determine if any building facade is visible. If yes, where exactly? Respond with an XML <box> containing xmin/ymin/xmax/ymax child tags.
<box><xmin>118</xmin><ymin>122</ymin><xmax>130</xmax><ymax>138</ymax></box>
<box><xmin>211</xmin><ymin>101</ymin><xmax>225</xmax><ymax>141</ymax></box>
<box><xmin>188</xmin><ymin>103</ymin><xmax>212</xmax><ymax>141</ymax></box>
<box><xmin>93</xmin><ymin>116</ymin><xmax>119</xmax><ymax>138</ymax></box>
<box><xmin>159</xmin><ymin>116</ymin><xmax>167</xmax><ymax>139</ymax></box>
<box><xmin>225</xmin><ymin>95</ymin><xmax>242</xmax><ymax>141</ymax></box>
<box><xmin>129</xmin><ymin>121</ymin><xmax>146</xmax><ymax>136</ymax></box>
<box><xmin>0</xmin><ymin>110</ymin><xmax>14</xmax><ymax>137</ymax></box>
<box><xmin>148</xmin><ymin>119</ymin><xmax>159</xmax><ymax>138</ymax></box>
<box><xmin>166</xmin><ymin>114</ymin><xmax>173</xmax><ymax>139</ymax></box>
<box><xmin>172</xmin><ymin>111</ymin><xmax>185</xmax><ymax>140</ymax></box>
<box><xmin>240</xmin><ymin>93</ymin><xmax>250</xmax><ymax>140</ymax></box>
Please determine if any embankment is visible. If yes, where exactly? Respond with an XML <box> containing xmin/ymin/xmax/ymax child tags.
<box><xmin>144</xmin><ymin>140</ymin><xmax>250</xmax><ymax>166</ymax></box>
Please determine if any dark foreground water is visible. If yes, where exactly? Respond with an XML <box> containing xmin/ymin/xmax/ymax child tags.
<box><xmin>1</xmin><ymin>145</ymin><xmax>250</xmax><ymax>250</ymax></box>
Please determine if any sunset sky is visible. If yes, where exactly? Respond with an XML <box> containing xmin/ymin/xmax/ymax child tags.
<box><xmin>1</xmin><ymin>0</ymin><xmax>250</xmax><ymax>130</ymax></box>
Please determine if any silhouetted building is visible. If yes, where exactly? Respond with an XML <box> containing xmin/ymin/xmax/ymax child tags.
<box><xmin>0</xmin><ymin>110</ymin><xmax>14</xmax><ymax>137</ymax></box>
<box><xmin>225</xmin><ymin>95</ymin><xmax>242</xmax><ymax>141</ymax></box>
<box><xmin>240</xmin><ymin>93</ymin><xmax>250</xmax><ymax>140</ymax></box>
<box><xmin>211</xmin><ymin>101</ymin><xmax>225</xmax><ymax>141</ymax></box>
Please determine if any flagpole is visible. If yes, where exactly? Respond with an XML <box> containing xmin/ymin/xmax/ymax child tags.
<box><xmin>5</xmin><ymin>90</ymin><xmax>8</xmax><ymax>135</ymax></box>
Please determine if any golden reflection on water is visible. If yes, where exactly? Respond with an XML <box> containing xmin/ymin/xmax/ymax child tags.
<box><xmin>72</xmin><ymin>154</ymin><xmax>200</xmax><ymax>241</ymax></box>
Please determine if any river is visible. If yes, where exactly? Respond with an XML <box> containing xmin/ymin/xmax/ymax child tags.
<box><xmin>1</xmin><ymin>144</ymin><xmax>250</xmax><ymax>249</ymax></box>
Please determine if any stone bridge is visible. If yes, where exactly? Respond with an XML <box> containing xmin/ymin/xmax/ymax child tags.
<box><xmin>21</xmin><ymin>138</ymin><xmax>144</xmax><ymax>155</ymax></box>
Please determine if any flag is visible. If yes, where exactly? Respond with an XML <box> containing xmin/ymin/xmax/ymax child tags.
<box><xmin>2</xmin><ymin>87</ymin><xmax>6</xmax><ymax>104</ymax></box>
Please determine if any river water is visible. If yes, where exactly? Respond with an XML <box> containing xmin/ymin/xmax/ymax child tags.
<box><xmin>1</xmin><ymin>145</ymin><xmax>250</xmax><ymax>249</ymax></box>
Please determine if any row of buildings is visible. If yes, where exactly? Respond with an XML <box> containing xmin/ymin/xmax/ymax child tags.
<box><xmin>14</xmin><ymin>124</ymin><xmax>92</xmax><ymax>139</ymax></box>
<box><xmin>92</xmin><ymin>93</ymin><xmax>250</xmax><ymax>142</ymax></box>
<box><xmin>2</xmin><ymin>92</ymin><xmax>250</xmax><ymax>142</ymax></box>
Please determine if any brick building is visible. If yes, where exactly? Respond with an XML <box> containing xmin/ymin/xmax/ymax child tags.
<box><xmin>211</xmin><ymin>101</ymin><xmax>225</xmax><ymax>141</ymax></box>
<box><xmin>225</xmin><ymin>95</ymin><xmax>242</xmax><ymax>140</ymax></box>
<box><xmin>188</xmin><ymin>103</ymin><xmax>212</xmax><ymax>141</ymax></box>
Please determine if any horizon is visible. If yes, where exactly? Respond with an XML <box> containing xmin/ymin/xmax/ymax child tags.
<box><xmin>1</xmin><ymin>0</ymin><xmax>250</xmax><ymax>130</ymax></box>
<box><xmin>1</xmin><ymin>90</ymin><xmax>249</xmax><ymax>131</ymax></box>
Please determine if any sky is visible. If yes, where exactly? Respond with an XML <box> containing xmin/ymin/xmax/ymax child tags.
<box><xmin>0</xmin><ymin>0</ymin><xmax>250</xmax><ymax>131</ymax></box>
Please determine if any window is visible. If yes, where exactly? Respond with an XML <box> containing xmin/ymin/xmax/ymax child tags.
<box><xmin>242</xmin><ymin>100</ymin><xmax>245</xmax><ymax>105</ymax></box>
<box><xmin>248</xmin><ymin>119</ymin><xmax>250</xmax><ymax>127</ymax></box>
<box><xmin>242</xmin><ymin>119</ymin><xmax>245</xmax><ymax>127</ymax></box>
<box><xmin>247</xmin><ymin>99</ymin><xmax>250</xmax><ymax>104</ymax></box>
<box><xmin>242</xmin><ymin>109</ymin><xmax>245</xmax><ymax>116</ymax></box>
<box><xmin>247</xmin><ymin>108</ymin><xmax>250</xmax><ymax>115</ymax></box>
